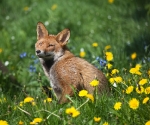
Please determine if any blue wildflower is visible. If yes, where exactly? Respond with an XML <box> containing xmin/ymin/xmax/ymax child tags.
<box><xmin>29</xmin><ymin>65</ymin><xmax>36</xmax><ymax>72</ymax></box>
<box><xmin>34</xmin><ymin>59</ymin><xmax>39</xmax><ymax>64</ymax></box>
<box><xmin>96</xmin><ymin>57</ymin><xmax>107</xmax><ymax>67</ymax></box>
<box><xmin>20</xmin><ymin>52</ymin><xmax>27</xmax><ymax>58</ymax></box>
<box><xmin>31</xmin><ymin>55</ymin><xmax>36</xmax><ymax>58</ymax></box>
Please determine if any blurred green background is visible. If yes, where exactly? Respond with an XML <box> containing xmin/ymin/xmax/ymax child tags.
<box><xmin>0</xmin><ymin>0</ymin><xmax>150</xmax><ymax>95</ymax></box>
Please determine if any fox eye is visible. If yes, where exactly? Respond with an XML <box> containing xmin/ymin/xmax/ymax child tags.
<box><xmin>48</xmin><ymin>44</ymin><xmax>54</xmax><ymax>47</ymax></box>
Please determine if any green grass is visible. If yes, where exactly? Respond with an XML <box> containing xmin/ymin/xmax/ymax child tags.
<box><xmin>0</xmin><ymin>0</ymin><xmax>150</xmax><ymax>124</ymax></box>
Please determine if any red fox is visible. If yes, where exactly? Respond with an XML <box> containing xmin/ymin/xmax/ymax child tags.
<box><xmin>35</xmin><ymin>22</ymin><xmax>109</xmax><ymax>103</ymax></box>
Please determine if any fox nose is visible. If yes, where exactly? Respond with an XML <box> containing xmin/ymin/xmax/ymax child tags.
<box><xmin>36</xmin><ymin>50</ymin><xmax>41</xmax><ymax>54</ymax></box>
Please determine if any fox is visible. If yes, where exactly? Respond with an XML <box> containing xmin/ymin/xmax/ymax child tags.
<box><xmin>35</xmin><ymin>22</ymin><xmax>109</xmax><ymax>104</ymax></box>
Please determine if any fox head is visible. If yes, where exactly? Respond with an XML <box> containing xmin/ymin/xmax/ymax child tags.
<box><xmin>35</xmin><ymin>22</ymin><xmax>70</xmax><ymax>61</ymax></box>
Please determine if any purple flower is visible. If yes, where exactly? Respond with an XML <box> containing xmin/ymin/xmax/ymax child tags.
<box><xmin>34</xmin><ymin>59</ymin><xmax>39</xmax><ymax>64</ymax></box>
<box><xmin>20</xmin><ymin>52</ymin><xmax>27</xmax><ymax>58</ymax></box>
<box><xmin>29</xmin><ymin>65</ymin><xmax>36</xmax><ymax>72</ymax></box>
<box><xmin>96</xmin><ymin>57</ymin><xmax>107</xmax><ymax>67</ymax></box>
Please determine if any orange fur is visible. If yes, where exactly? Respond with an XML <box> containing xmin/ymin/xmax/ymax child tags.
<box><xmin>35</xmin><ymin>22</ymin><xmax>109</xmax><ymax>103</ymax></box>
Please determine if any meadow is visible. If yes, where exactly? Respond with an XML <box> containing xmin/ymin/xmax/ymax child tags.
<box><xmin>0</xmin><ymin>0</ymin><xmax>150</xmax><ymax>124</ymax></box>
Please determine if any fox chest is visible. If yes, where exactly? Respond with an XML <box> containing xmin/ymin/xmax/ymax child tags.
<box><xmin>49</xmin><ymin>63</ymin><xmax>80</xmax><ymax>88</ymax></box>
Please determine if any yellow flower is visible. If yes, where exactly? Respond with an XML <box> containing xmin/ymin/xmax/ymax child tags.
<box><xmin>0</xmin><ymin>120</ymin><xmax>8</xmax><ymax>125</ymax></box>
<box><xmin>51</xmin><ymin>4</ymin><xmax>57</xmax><ymax>10</ymax></box>
<box><xmin>105</xmin><ymin>52</ymin><xmax>113</xmax><ymax>61</ymax></box>
<box><xmin>23</xmin><ymin>6</ymin><xmax>29</xmax><ymax>11</ymax></box>
<box><xmin>94</xmin><ymin>117</ymin><xmax>101</xmax><ymax>122</ymax></box>
<box><xmin>136</xmin><ymin>86</ymin><xmax>144</xmax><ymax>94</ymax></box>
<box><xmin>33</xmin><ymin>118</ymin><xmax>42</xmax><ymax>123</ymax></box>
<box><xmin>131</xmin><ymin>52</ymin><xmax>137</xmax><ymax>60</ymax></box>
<box><xmin>80</xmin><ymin>51</ymin><xmax>86</xmax><ymax>58</ymax></box>
<box><xmin>145</xmin><ymin>120</ymin><xmax>150</xmax><ymax>125</ymax></box>
<box><xmin>139</xmin><ymin>79</ymin><xmax>148</xmax><ymax>85</ymax></box>
<box><xmin>65</xmin><ymin>106</ymin><xmax>80</xmax><ymax>117</ymax></box>
<box><xmin>19</xmin><ymin>101</ymin><xmax>24</xmax><ymax>107</ymax></box>
<box><xmin>32</xmin><ymin>102</ymin><xmax>36</xmax><ymax>106</ymax></box>
<box><xmin>30</xmin><ymin>118</ymin><xmax>42</xmax><ymax>124</ymax></box>
<box><xmin>109</xmin><ymin>78</ymin><xmax>114</xmax><ymax>84</ymax></box>
<box><xmin>90</xmin><ymin>79</ymin><xmax>99</xmax><ymax>87</ymax></box>
<box><xmin>92</xmin><ymin>42</ymin><xmax>98</xmax><ymax>47</ymax></box>
<box><xmin>79</xmin><ymin>90</ymin><xmax>88</xmax><ymax>97</ymax></box>
<box><xmin>114</xmin><ymin>102</ymin><xmax>122</xmax><ymax>110</ymax></box>
<box><xmin>129</xmin><ymin>68</ymin><xmax>142</xmax><ymax>75</ymax></box>
<box><xmin>129</xmin><ymin>98</ymin><xmax>139</xmax><ymax>110</ymax></box>
<box><xmin>44</xmin><ymin>99</ymin><xmax>46</xmax><ymax>103</ymax></box>
<box><xmin>0</xmin><ymin>48</ymin><xmax>2</xmax><ymax>53</ymax></box>
<box><xmin>105</xmin><ymin>45</ymin><xmax>111</xmax><ymax>50</ymax></box>
<box><xmin>145</xmin><ymin>87</ymin><xmax>150</xmax><ymax>94</ymax></box>
<box><xmin>86</xmin><ymin>94</ymin><xmax>94</xmax><ymax>102</ymax></box>
<box><xmin>24</xmin><ymin>97</ymin><xmax>34</xmax><ymax>103</ymax></box>
<box><xmin>114</xmin><ymin>76</ymin><xmax>123</xmax><ymax>83</ymax></box>
<box><xmin>44</xmin><ymin>97</ymin><xmax>52</xmax><ymax>103</ymax></box>
<box><xmin>103</xmin><ymin>122</ymin><xmax>109</xmax><ymax>125</ymax></box>
<box><xmin>30</xmin><ymin>122</ymin><xmax>35</xmax><ymax>125</ymax></box>
<box><xmin>108</xmin><ymin>0</ymin><xmax>114</xmax><ymax>4</ymax></box>
<box><xmin>111</xmin><ymin>69</ymin><xmax>119</xmax><ymax>75</ymax></box>
<box><xmin>18</xmin><ymin>120</ymin><xmax>23</xmax><ymax>125</ymax></box>
<box><xmin>143</xmin><ymin>97</ymin><xmax>149</xmax><ymax>104</ymax></box>
<box><xmin>135</xmin><ymin>64</ymin><xmax>141</xmax><ymax>70</ymax></box>
<box><xmin>107</xmin><ymin>63</ymin><xmax>113</xmax><ymax>69</ymax></box>
<box><xmin>126</xmin><ymin>86</ymin><xmax>134</xmax><ymax>94</ymax></box>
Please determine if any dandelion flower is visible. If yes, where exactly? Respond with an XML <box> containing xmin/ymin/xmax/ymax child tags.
<box><xmin>126</xmin><ymin>86</ymin><xmax>134</xmax><ymax>94</ymax></box>
<box><xmin>139</xmin><ymin>79</ymin><xmax>148</xmax><ymax>85</ymax></box>
<box><xmin>129</xmin><ymin>98</ymin><xmax>139</xmax><ymax>110</ymax></box>
<box><xmin>0</xmin><ymin>120</ymin><xmax>8</xmax><ymax>125</ymax></box>
<box><xmin>135</xmin><ymin>64</ymin><xmax>141</xmax><ymax>70</ymax></box>
<box><xmin>111</xmin><ymin>69</ymin><xmax>119</xmax><ymax>75</ymax></box>
<box><xmin>114</xmin><ymin>102</ymin><xmax>122</xmax><ymax>110</ymax></box>
<box><xmin>51</xmin><ymin>4</ymin><xmax>57</xmax><ymax>10</ymax></box>
<box><xmin>107</xmin><ymin>63</ymin><xmax>113</xmax><ymax>69</ymax></box>
<box><xmin>114</xmin><ymin>76</ymin><xmax>123</xmax><ymax>83</ymax></box>
<box><xmin>80</xmin><ymin>51</ymin><xmax>86</xmax><ymax>58</ymax></box>
<box><xmin>86</xmin><ymin>94</ymin><xmax>94</xmax><ymax>102</ymax></box>
<box><xmin>18</xmin><ymin>120</ymin><xmax>23</xmax><ymax>125</ymax></box>
<box><xmin>94</xmin><ymin>117</ymin><xmax>101</xmax><ymax>122</ymax></box>
<box><xmin>47</xmin><ymin>98</ymin><xmax>52</xmax><ymax>102</ymax></box>
<box><xmin>103</xmin><ymin>122</ymin><xmax>109</xmax><ymax>125</ymax></box>
<box><xmin>92</xmin><ymin>42</ymin><xmax>98</xmax><ymax>47</ymax></box>
<box><xmin>105</xmin><ymin>45</ymin><xmax>111</xmax><ymax>50</ymax></box>
<box><xmin>19</xmin><ymin>101</ymin><xmax>24</xmax><ymax>107</ymax></box>
<box><xmin>31</xmin><ymin>101</ymin><xmax>36</xmax><ymax>106</ymax></box>
<box><xmin>145</xmin><ymin>120</ymin><xmax>150</xmax><ymax>125</ymax></box>
<box><xmin>109</xmin><ymin>78</ymin><xmax>115</xmax><ymax>84</ymax></box>
<box><xmin>129</xmin><ymin>68</ymin><xmax>141</xmax><ymax>75</ymax></box>
<box><xmin>30</xmin><ymin>118</ymin><xmax>42</xmax><ymax>124</ymax></box>
<box><xmin>131</xmin><ymin>52</ymin><xmax>137</xmax><ymax>60</ymax></box>
<box><xmin>136</xmin><ymin>86</ymin><xmax>144</xmax><ymax>94</ymax></box>
<box><xmin>143</xmin><ymin>97</ymin><xmax>149</xmax><ymax>104</ymax></box>
<box><xmin>79</xmin><ymin>90</ymin><xmax>88</xmax><ymax>97</ymax></box>
<box><xmin>23</xmin><ymin>6</ymin><xmax>29</xmax><ymax>11</ymax></box>
<box><xmin>33</xmin><ymin>118</ymin><xmax>42</xmax><ymax>123</ymax></box>
<box><xmin>105</xmin><ymin>52</ymin><xmax>113</xmax><ymax>61</ymax></box>
<box><xmin>65</xmin><ymin>106</ymin><xmax>80</xmax><ymax>117</ymax></box>
<box><xmin>145</xmin><ymin>87</ymin><xmax>150</xmax><ymax>94</ymax></box>
<box><xmin>90</xmin><ymin>79</ymin><xmax>99</xmax><ymax>87</ymax></box>
<box><xmin>24</xmin><ymin>97</ymin><xmax>34</xmax><ymax>103</ymax></box>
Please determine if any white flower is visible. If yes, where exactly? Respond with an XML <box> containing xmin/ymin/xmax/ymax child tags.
<box><xmin>4</xmin><ymin>61</ymin><xmax>9</xmax><ymax>66</ymax></box>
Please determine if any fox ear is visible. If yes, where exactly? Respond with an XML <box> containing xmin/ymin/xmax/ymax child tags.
<box><xmin>37</xmin><ymin>22</ymin><xmax>48</xmax><ymax>40</ymax></box>
<box><xmin>56</xmin><ymin>29</ymin><xmax>70</xmax><ymax>45</ymax></box>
